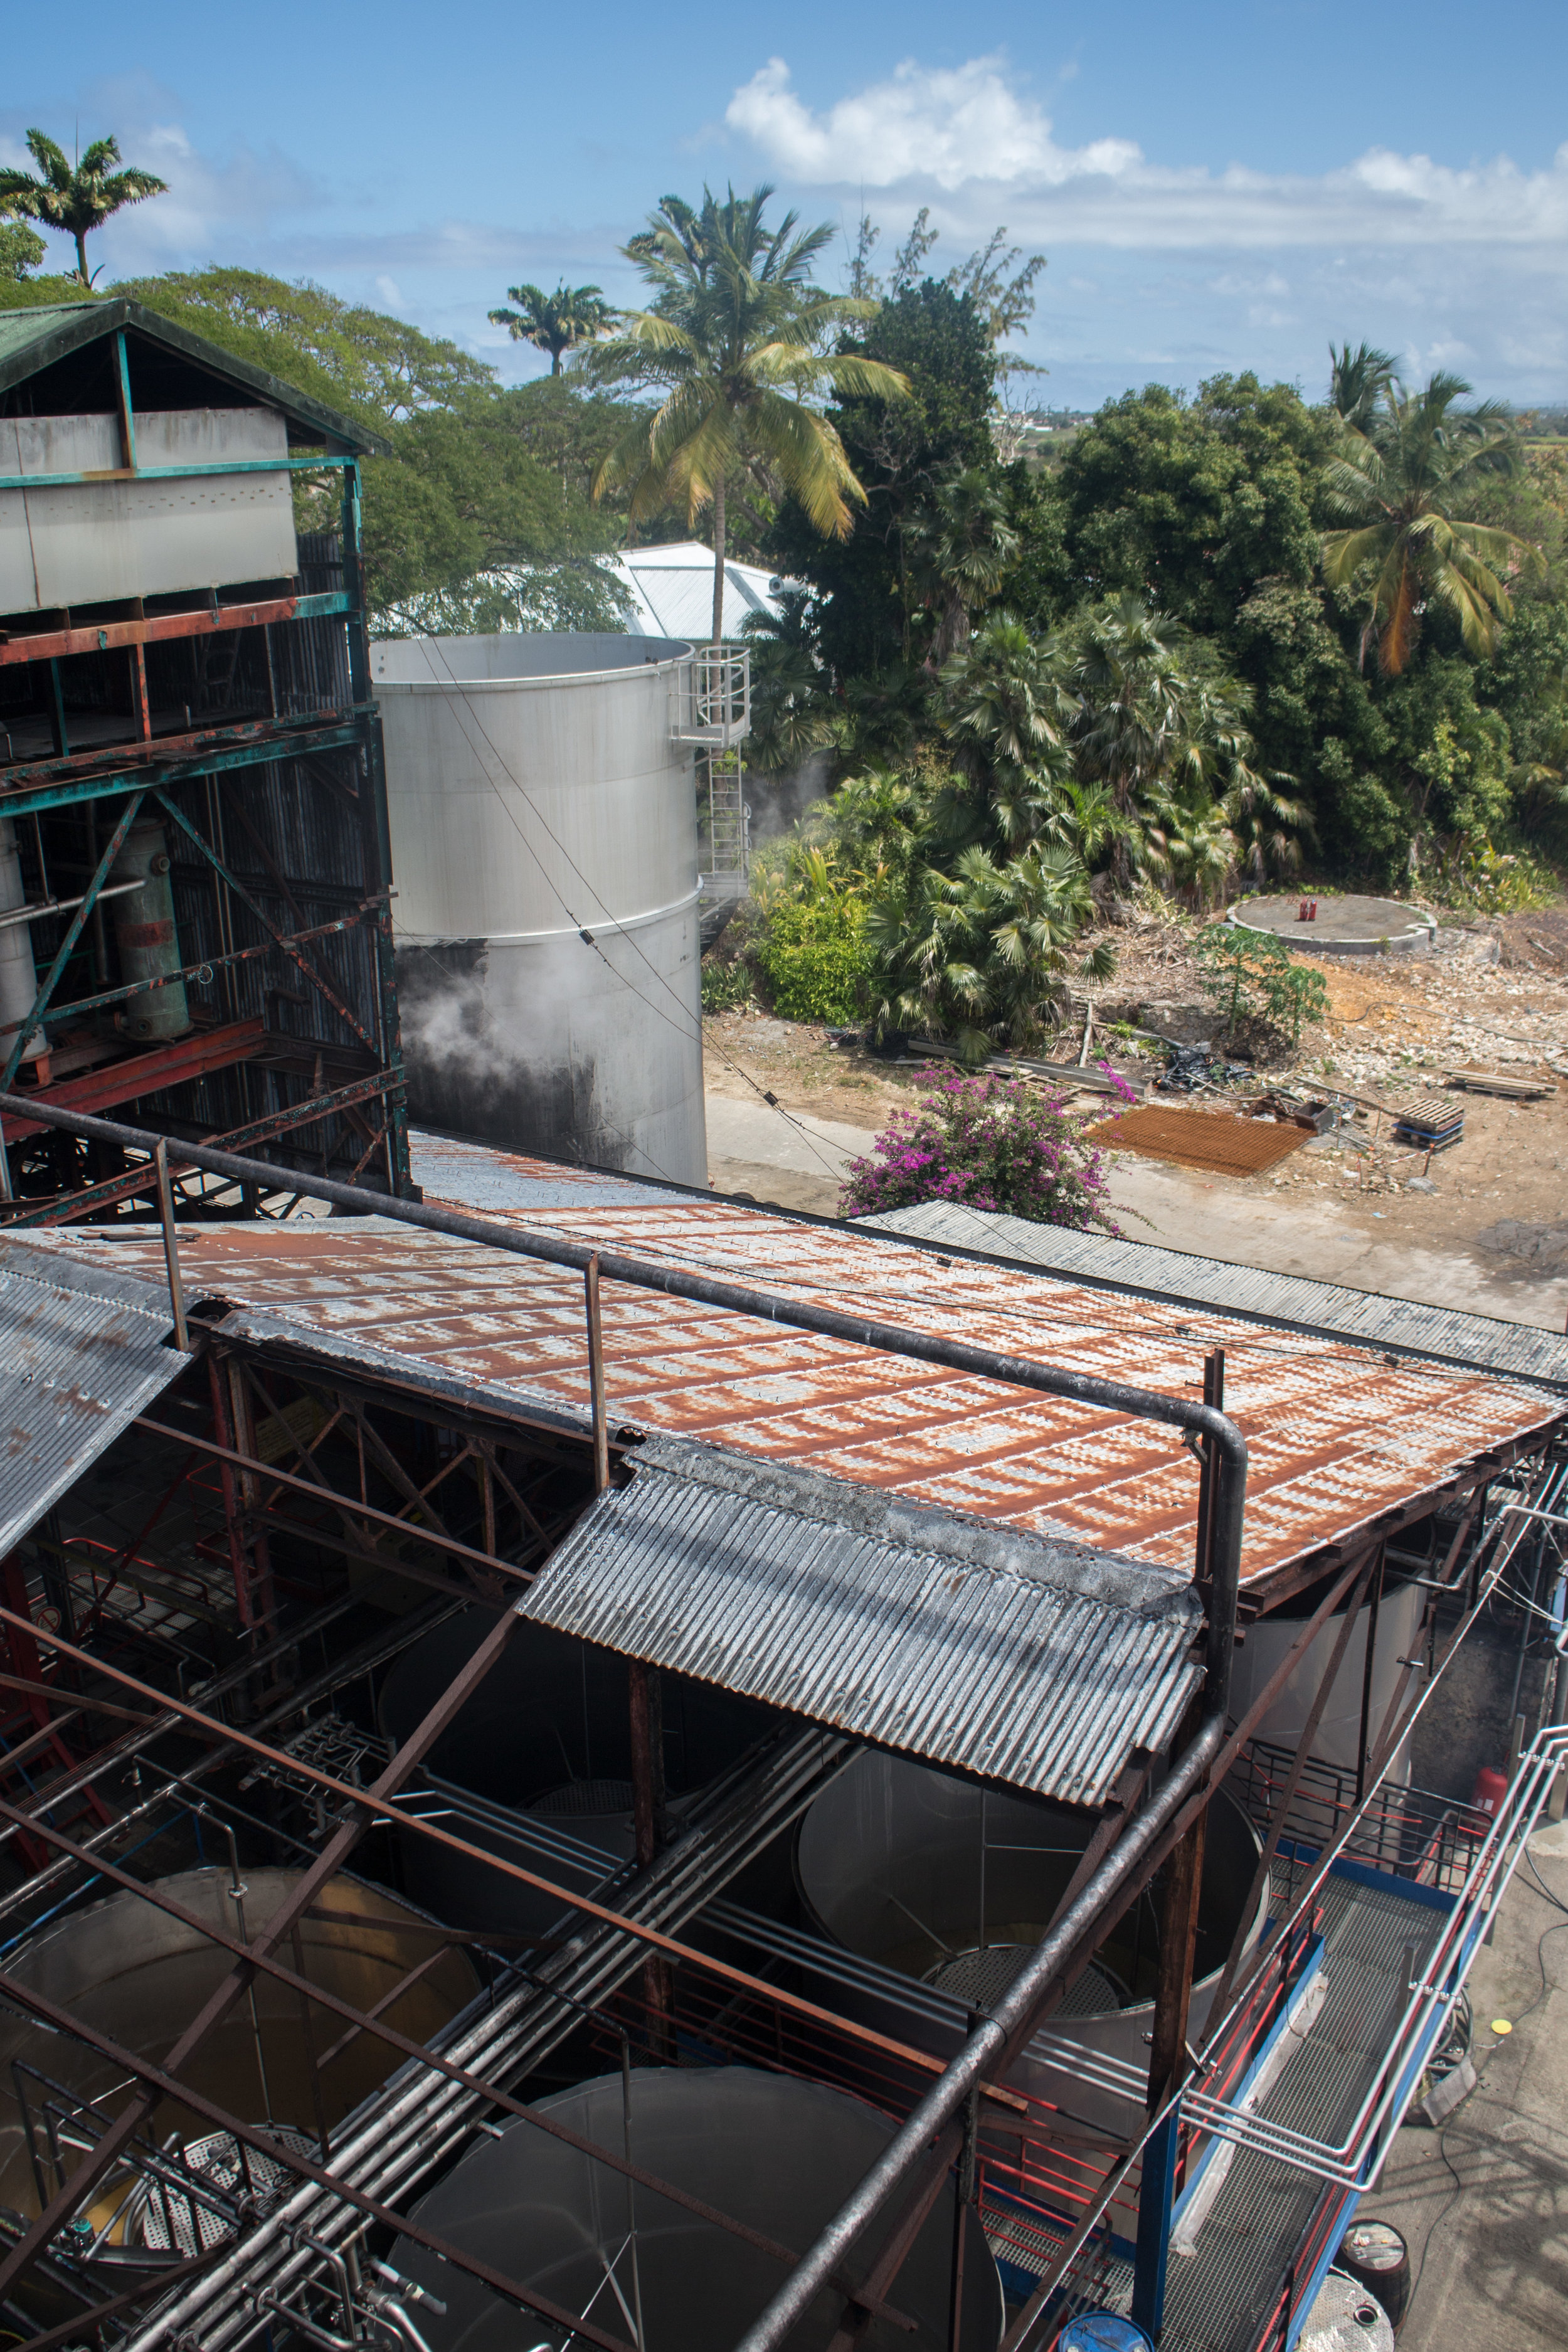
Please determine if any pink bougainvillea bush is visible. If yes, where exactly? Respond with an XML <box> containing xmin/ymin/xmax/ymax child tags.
<box><xmin>839</xmin><ymin>1065</ymin><xmax>1135</xmax><ymax>1231</ymax></box>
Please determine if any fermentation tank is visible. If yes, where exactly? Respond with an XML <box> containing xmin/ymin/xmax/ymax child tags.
<box><xmin>378</xmin><ymin>1608</ymin><xmax>768</xmax><ymax>1936</ymax></box>
<box><xmin>393</xmin><ymin>2066</ymin><xmax>1004</xmax><ymax>2351</ymax></box>
<box><xmin>1225</xmin><ymin>1579</ymin><xmax>1424</xmax><ymax>1779</ymax></box>
<box><xmin>0</xmin><ymin>1867</ymin><xmax>477</xmax><ymax>2225</ymax></box>
<box><xmin>795</xmin><ymin>1752</ymin><xmax>1267</xmax><ymax>2139</ymax></box>
<box><xmin>373</xmin><ymin>633</ymin><xmax>707</xmax><ymax>1184</ymax></box>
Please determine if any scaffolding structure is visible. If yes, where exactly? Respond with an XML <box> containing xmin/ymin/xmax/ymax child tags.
<box><xmin>0</xmin><ymin>299</ymin><xmax>410</xmax><ymax>1226</ymax></box>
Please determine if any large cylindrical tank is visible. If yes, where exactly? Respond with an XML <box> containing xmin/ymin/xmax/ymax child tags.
<box><xmin>378</xmin><ymin>1609</ymin><xmax>768</xmax><ymax>1936</ymax></box>
<box><xmin>110</xmin><ymin>819</ymin><xmax>190</xmax><ymax>1041</ymax></box>
<box><xmin>393</xmin><ymin>2067</ymin><xmax>1003</xmax><ymax>2351</ymax></box>
<box><xmin>0</xmin><ymin>1867</ymin><xmax>478</xmax><ymax>2223</ymax></box>
<box><xmin>794</xmin><ymin>1753</ymin><xmax>1266</xmax><ymax>2140</ymax></box>
<box><xmin>0</xmin><ymin>819</ymin><xmax>46</xmax><ymax>1063</ymax></box>
<box><xmin>1225</xmin><ymin>1578</ymin><xmax>1424</xmax><ymax>1782</ymax></box>
<box><xmin>373</xmin><ymin>633</ymin><xmax>706</xmax><ymax>1185</ymax></box>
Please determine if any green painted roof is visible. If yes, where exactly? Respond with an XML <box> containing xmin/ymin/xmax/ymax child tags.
<box><xmin>0</xmin><ymin>297</ymin><xmax>390</xmax><ymax>457</ymax></box>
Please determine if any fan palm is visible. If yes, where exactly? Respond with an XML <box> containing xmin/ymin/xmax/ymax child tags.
<box><xmin>1320</xmin><ymin>373</ymin><xmax>1542</xmax><ymax>675</ymax></box>
<box><xmin>907</xmin><ymin>466</ymin><xmax>1020</xmax><ymax>667</ymax></box>
<box><xmin>0</xmin><ymin>131</ymin><xmax>166</xmax><ymax>286</ymax></box>
<box><xmin>488</xmin><ymin>281</ymin><xmax>614</xmax><ymax>375</ymax></box>
<box><xmin>869</xmin><ymin>840</ymin><xmax>1112</xmax><ymax>1062</ymax></box>
<box><xmin>586</xmin><ymin>185</ymin><xmax>909</xmax><ymax>642</ymax></box>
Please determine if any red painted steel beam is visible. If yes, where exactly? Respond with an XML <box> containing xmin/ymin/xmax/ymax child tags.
<box><xmin>1</xmin><ymin>1017</ymin><xmax>265</xmax><ymax>1142</ymax></box>
<box><xmin>0</xmin><ymin>595</ymin><xmax>307</xmax><ymax>670</ymax></box>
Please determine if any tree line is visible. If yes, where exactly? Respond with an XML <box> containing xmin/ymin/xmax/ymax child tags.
<box><xmin>3</xmin><ymin>134</ymin><xmax>1564</xmax><ymax>1059</ymax></box>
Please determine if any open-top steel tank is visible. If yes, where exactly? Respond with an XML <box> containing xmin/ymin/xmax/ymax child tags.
<box><xmin>0</xmin><ymin>1867</ymin><xmax>477</xmax><ymax>2227</ymax></box>
<box><xmin>373</xmin><ymin>632</ymin><xmax>707</xmax><ymax>1184</ymax></box>
<box><xmin>378</xmin><ymin>1608</ymin><xmax>769</xmax><ymax>1936</ymax></box>
<box><xmin>795</xmin><ymin>1752</ymin><xmax>1266</xmax><ymax>2138</ymax></box>
<box><xmin>393</xmin><ymin>2065</ymin><xmax>1003</xmax><ymax>2351</ymax></box>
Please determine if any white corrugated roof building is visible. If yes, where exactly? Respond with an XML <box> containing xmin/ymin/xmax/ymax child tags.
<box><xmin>609</xmin><ymin>540</ymin><xmax>790</xmax><ymax>640</ymax></box>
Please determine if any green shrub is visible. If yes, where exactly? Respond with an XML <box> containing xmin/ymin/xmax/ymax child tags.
<box><xmin>701</xmin><ymin>956</ymin><xmax>756</xmax><ymax>1013</ymax></box>
<box><xmin>754</xmin><ymin>893</ymin><xmax>874</xmax><ymax>1024</ymax></box>
<box><xmin>1195</xmin><ymin>923</ymin><xmax>1328</xmax><ymax>1047</ymax></box>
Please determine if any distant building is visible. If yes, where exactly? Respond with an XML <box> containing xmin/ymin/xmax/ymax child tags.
<box><xmin>609</xmin><ymin>540</ymin><xmax>790</xmax><ymax>641</ymax></box>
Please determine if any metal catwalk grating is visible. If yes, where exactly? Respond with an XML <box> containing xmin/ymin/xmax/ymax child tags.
<box><xmin>1158</xmin><ymin>1872</ymin><xmax>1446</xmax><ymax>2352</ymax></box>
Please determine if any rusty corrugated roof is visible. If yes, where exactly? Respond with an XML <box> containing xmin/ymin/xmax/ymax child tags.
<box><xmin>29</xmin><ymin>1137</ymin><xmax>1562</xmax><ymax>1589</ymax></box>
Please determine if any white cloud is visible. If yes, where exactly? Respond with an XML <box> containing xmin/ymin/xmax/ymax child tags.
<box><xmin>726</xmin><ymin>57</ymin><xmax>1138</xmax><ymax>194</ymax></box>
<box><xmin>727</xmin><ymin>55</ymin><xmax>1568</xmax><ymax>253</ymax></box>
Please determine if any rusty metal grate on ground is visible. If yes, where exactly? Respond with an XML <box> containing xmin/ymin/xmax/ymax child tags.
<box><xmin>1086</xmin><ymin>1104</ymin><xmax>1308</xmax><ymax>1177</ymax></box>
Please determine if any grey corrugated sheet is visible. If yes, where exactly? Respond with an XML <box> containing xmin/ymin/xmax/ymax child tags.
<box><xmin>0</xmin><ymin>1239</ymin><xmax>183</xmax><ymax>1555</ymax></box>
<box><xmin>523</xmin><ymin>1437</ymin><xmax>1203</xmax><ymax>1807</ymax></box>
<box><xmin>866</xmin><ymin>1200</ymin><xmax>1568</xmax><ymax>1391</ymax></box>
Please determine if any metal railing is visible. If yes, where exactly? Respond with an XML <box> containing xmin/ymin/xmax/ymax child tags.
<box><xmin>670</xmin><ymin>648</ymin><xmax>750</xmax><ymax>748</ymax></box>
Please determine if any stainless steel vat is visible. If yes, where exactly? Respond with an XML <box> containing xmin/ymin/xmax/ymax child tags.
<box><xmin>373</xmin><ymin>633</ymin><xmax>707</xmax><ymax>1184</ymax></box>
<box><xmin>0</xmin><ymin>1867</ymin><xmax>477</xmax><ymax>2223</ymax></box>
<box><xmin>378</xmin><ymin>1608</ymin><xmax>767</xmax><ymax>1937</ymax></box>
<box><xmin>795</xmin><ymin>1752</ymin><xmax>1266</xmax><ymax>2139</ymax></box>
<box><xmin>393</xmin><ymin>2065</ymin><xmax>1003</xmax><ymax>2350</ymax></box>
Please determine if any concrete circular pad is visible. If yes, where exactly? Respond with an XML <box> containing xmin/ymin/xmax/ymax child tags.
<box><xmin>1229</xmin><ymin>894</ymin><xmax>1437</xmax><ymax>956</ymax></box>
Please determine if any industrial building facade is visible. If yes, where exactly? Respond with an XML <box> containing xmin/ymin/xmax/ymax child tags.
<box><xmin>0</xmin><ymin>298</ymin><xmax>410</xmax><ymax>1221</ymax></box>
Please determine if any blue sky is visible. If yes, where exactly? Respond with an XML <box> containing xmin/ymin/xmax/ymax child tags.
<box><xmin>5</xmin><ymin>1</ymin><xmax>1567</xmax><ymax>408</ymax></box>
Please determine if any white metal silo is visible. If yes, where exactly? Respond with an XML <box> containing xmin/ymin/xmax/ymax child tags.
<box><xmin>373</xmin><ymin>632</ymin><xmax>746</xmax><ymax>1188</ymax></box>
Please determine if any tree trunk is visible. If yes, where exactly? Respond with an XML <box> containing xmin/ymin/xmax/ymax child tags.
<box><xmin>75</xmin><ymin>231</ymin><xmax>90</xmax><ymax>287</ymax></box>
<box><xmin>711</xmin><ymin>472</ymin><xmax>726</xmax><ymax>647</ymax></box>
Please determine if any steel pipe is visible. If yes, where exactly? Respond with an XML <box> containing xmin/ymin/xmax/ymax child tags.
<box><xmin>0</xmin><ymin>1094</ymin><xmax>1248</xmax><ymax>1705</ymax></box>
<box><xmin>731</xmin><ymin>1710</ymin><xmax>1229</xmax><ymax>2352</ymax></box>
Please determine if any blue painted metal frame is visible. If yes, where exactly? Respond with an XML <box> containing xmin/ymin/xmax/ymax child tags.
<box><xmin>0</xmin><ymin>721</ymin><xmax>367</xmax><ymax>820</ymax></box>
<box><xmin>0</xmin><ymin>453</ymin><xmax>357</xmax><ymax>492</ymax></box>
<box><xmin>0</xmin><ymin>793</ymin><xmax>144</xmax><ymax>1093</ymax></box>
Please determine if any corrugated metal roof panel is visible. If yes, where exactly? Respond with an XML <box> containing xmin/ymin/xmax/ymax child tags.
<box><xmin>523</xmin><ymin>1438</ymin><xmax>1203</xmax><ymax>1806</ymax></box>
<box><xmin>0</xmin><ymin>1239</ymin><xmax>183</xmax><ymax>1555</ymax></box>
<box><xmin>28</xmin><ymin>1147</ymin><xmax>1564</xmax><ymax>1593</ymax></box>
<box><xmin>864</xmin><ymin>1200</ymin><xmax>1568</xmax><ymax>1391</ymax></box>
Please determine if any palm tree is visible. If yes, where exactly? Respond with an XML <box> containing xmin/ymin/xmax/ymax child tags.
<box><xmin>488</xmin><ymin>281</ymin><xmax>614</xmax><ymax>375</ymax></box>
<box><xmin>907</xmin><ymin>466</ymin><xmax>1020</xmax><ymax>668</ymax></box>
<box><xmin>0</xmin><ymin>131</ymin><xmax>166</xmax><ymax>286</ymax></box>
<box><xmin>586</xmin><ymin>185</ymin><xmax>909</xmax><ymax>643</ymax></box>
<box><xmin>1328</xmin><ymin>341</ymin><xmax>1397</xmax><ymax>431</ymax></box>
<box><xmin>1320</xmin><ymin>373</ymin><xmax>1542</xmax><ymax>675</ymax></box>
<box><xmin>868</xmin><ymin>840</ymin><xmax>1112</xmax><ymax>1062</ymax></box>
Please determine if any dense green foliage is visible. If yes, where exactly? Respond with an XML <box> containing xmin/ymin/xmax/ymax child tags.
<box><xmin>109</xmin><ymin>269</ymin><xmax>629</xmax><ymax>627</ymax></box>
<box><xmin>1194</xmin><ymin>926</ymin><xmax>1329</xmax><ymax>1047</ymax></box>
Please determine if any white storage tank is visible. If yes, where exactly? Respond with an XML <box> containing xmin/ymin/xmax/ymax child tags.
<box><xmin>373</xmin><ymin>633</ymin><xmax>708</xmax><ymax>1185</ymax></box>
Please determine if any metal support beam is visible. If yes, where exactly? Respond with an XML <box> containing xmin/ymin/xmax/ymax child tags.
<box><xmin>1131</xmin><ymin>1807</ymin><xmax>1208</xmax><ymax>2339</ymax></box>
<box><xmin>0</xmin><ymin>793</ymin><xmax>142</xmax><ymax>1093</ymax></box>
<box><xmin>0</xmin><ymin>1599</ymin><xmax>530</xmax><ymax>2308</ymax></box>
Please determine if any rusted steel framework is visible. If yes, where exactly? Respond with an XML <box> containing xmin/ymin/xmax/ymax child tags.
<box><xmin>0</xmin><ymin>304</ymin><xmax>410</xmax><ymax>1217</ymax></box>
<box><xmin>0</xmin><ymin>1100</ymin><xmax>1557</xmax><ymax>2352</ymax></box>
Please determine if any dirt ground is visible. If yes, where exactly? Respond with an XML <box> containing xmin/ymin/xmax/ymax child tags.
<box><xmin>702</xmin><ymin>907</ymin><xmax>1568</xmax><ymax>1280</ymax></box>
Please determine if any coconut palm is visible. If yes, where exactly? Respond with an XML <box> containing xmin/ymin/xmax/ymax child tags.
<box><xmin>0</xmin><ymin>131</ymin><xmax>166</xmax><ymax>286</ymax></box>
<box><xmin>1320</xmin><ymin>373</ymin><xmax>1542</xmax><ymax>675</ymax></box>
<box><xmin>1328</xmin><ymin>341</ymin><xmax>1397</xmax><ymax>432</ymax></box>
<box><xmin>586</xmin><ymin>185</ymin><xmax>909</xmax><ymax>643</ymax></box>
<box><xmin>488</xmin><ymin>281</ymin><xmax>614</xmax><ymax>375</ymax></box>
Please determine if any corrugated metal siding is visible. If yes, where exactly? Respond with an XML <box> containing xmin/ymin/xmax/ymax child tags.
<box><xmin>865</xmin><ymin>1200</ymin><xmax>1568</xmax><ymax>1391</ymax></box>
<box><xmin>0</xmin><ymin>1240</ymin><xmax>183</xmax><ymax>1554</ymax></box>
<box><xmin>524</xmin><ymin>1439</ymin><xmax>1203</xmax><ymax>1806</ymax></box>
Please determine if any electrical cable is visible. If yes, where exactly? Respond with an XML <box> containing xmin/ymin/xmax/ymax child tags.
<box><xmin>403</xmin><ymin>634</ymin><xmax>849</xmax><ymax>1184</ymax></box>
